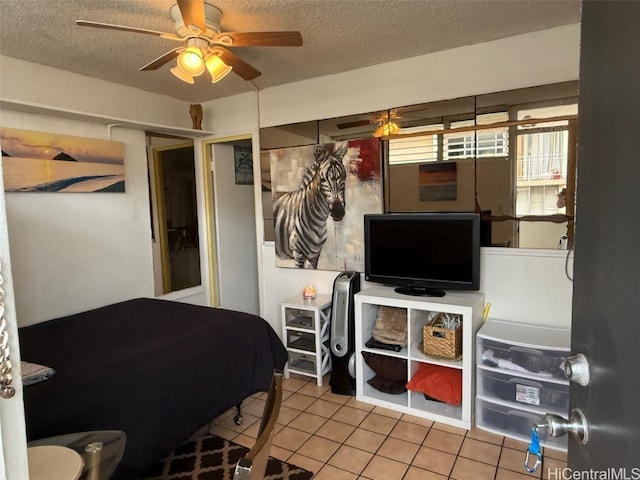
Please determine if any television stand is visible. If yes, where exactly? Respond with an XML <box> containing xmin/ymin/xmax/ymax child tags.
<box><xmin>354</xmin><ymin>285</ymin><xmax>485</xmax><ymax>429</ymax></box>
<box><xmin>394</xmin><ymin>286</ymin><xmax>446</xmax><ymax>297</ymax></box>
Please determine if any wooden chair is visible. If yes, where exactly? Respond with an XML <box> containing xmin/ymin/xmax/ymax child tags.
<box><xmin>233</xmin><ymin>370</ymin><xmax>283</xmax><ymax>480</ymax></box>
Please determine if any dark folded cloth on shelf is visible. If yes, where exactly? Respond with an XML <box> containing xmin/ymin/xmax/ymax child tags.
<box><xmin>365</xmin><ymin>336</ymin><xmax>402</xmax><ymax>352</ymax></box>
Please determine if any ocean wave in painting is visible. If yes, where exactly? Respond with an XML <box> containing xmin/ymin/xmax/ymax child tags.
<box><xmin>11</xmin><ymin>175</ymin><xmax>125</xmax><ymax>192</ymax></box>
<box><xmin>2</xmin><ymin>157</ymin><xmax>125</xmax><ymax>192</ymax></box>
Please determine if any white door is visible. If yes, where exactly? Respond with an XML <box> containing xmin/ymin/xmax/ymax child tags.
<box><xmin>0</xmin><ymin>161</ymin><xmax>29</xmax><ymax>479</ymax></box>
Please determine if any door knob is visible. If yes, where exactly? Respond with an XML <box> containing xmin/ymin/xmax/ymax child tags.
<box><xmin>544</xmin><ymin>408</ymin><xmax>589</xmax><ymax>444</ymax></box>
<box><xmin>564</xmin><ymin>353</ymin><xmax>590</xmax><ymax>386</ymax></box>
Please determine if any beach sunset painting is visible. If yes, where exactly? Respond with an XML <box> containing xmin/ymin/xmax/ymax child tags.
<box><xmin>0</xmin><ymin>127</ymin><xmax>125</xmax><ymax>192</ymax></box>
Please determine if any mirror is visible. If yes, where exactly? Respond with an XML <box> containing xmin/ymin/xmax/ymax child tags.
<box><xmin>148</xmin><ymin>138</ymin><xmax>201</xmax><ymax>294</ymax></box>
<box><xmin>260</xmin><ymin>81</ymin><xmax>578</xmax><ymax>249</ymax></box>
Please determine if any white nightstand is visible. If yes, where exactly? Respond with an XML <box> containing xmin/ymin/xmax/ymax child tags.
<box><xmin>281</xmin><ymin>294</ymin><xmax>332</xmax><ymax>386</ymax></box>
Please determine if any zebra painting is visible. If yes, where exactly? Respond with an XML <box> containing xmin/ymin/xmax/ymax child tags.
<box><xmin>273</xmin><ymin>143</ymin><xmax>348</xmax><ymax>269</ymax></box>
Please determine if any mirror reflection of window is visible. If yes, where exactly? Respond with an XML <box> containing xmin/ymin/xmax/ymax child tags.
<box><xmin>515</xmin><ymin>104</ymin><xmax>577</xmax><ymax>248</ymax></box>
<box><xmin>385</xmin><ymin>98</ymin><xmax>577</xmax><ymax>248</ymax></box>
<box><xmin>447</xmin><ymin>113</ymin><xmax>509</xmax><ymax>160</ymax></box>
<box><xmin>515</xmin><ymin>105</ymin><xmax>577</xmax><ymax>215</ymax></box>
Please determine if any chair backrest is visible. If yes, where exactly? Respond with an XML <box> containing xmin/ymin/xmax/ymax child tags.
<box><xmin>233</xmin><ymin>370</ymin><xmax>283</xmax><ymax>480</ymax></box>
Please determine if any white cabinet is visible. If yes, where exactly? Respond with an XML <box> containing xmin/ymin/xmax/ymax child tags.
<box><xmin>476</xmin><ymin>318</ymin><xmax>570</xmax><ymax>451</ymax></box>
<box><xmin>281</xmin><ymin>294</ymin><xmax>332</xmax><ymax>386</ymax></box>
<box><xmin>355</xmin><ymin>286</ymin><xmax>485</xmax><ymax>429</ymax></box>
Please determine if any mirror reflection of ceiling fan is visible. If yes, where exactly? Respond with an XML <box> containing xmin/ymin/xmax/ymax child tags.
<box><xmin>76</xmin><ymin>0</ymin><xmax>303</xmax><ymax>84</ymax></box>
<box><xmin>337</xmin><ymin>110</ymin><xmax>402</xmax><ymax>137</ymax></box>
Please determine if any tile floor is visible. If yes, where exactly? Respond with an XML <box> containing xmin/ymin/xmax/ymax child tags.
<box><xmin>209</xmin><ymin>374</ymin><xmax>567</xmax><ymax>480</ymax></box>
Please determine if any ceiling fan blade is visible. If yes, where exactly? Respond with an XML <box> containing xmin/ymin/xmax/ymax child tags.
<box><xmin>75</xmin><ymin>20</ymin><xmax>181</xmax><ymax>41</ymax></box>
<box><xmin>176</xmin><ymin>0</ymin><xmax>206</xmax><ymax>33</ymax></box>
<box><xmin>213</xmin><ymin>47</ymin><xmax>261</xmax><ymax>81</ymax></box>
<box><xmin>139</xmin><ymin>48</ymin><xmax>182</xmax><ymax>71</ymax></box>
<box><xmin>214</xmin><ymin>31</ymin><xmax>303</xmax><ymax>47</ymax></box>
<box><xmin>337</xmin><ymin>120</ymin><xmax>372</xmax><ymax>130</ymax></box>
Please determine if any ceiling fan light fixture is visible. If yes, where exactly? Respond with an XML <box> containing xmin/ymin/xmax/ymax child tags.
<box><xmin>373</xmin><ymin>121</ymin><xmax>401</xmax><ymax>137</ymax></box>
<box><xmin>170</xmin><ymin>65</ymin><xmax>195</xmax><ymax>84</ymax></box>
<box><xmin>205</xmin><ymin>54</ymin><xmax>232</xmax><ymax>83</ymax></box>
<box><xmin>177</xmin><ymin>46</ymin><xmax>205</xmax><ymax>76</ymax></box>
<box><xmin>387</xmin><ymin>121</ymin><xmax>401</xmax><ymax>135</ymax></box>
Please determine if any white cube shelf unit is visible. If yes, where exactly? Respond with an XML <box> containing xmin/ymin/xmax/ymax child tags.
<box><xmin>355</xmin><ymin>286</ymin><xmax>485</xmax><ymax>429</ymax></box>
<box><xmin>281</xmin><ymin>294</ymin><xmax>332</xmax><ymax>386</ymax></box>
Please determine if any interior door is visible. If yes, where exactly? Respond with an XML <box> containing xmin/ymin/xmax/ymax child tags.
<box><xmin>567</xmin><ymin>1</ymin><xmax>640</xmax><ymax>469</ymax></box>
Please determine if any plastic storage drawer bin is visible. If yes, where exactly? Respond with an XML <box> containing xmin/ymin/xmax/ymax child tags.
<box><xmin>477</xmin><ymin>368</ymin><xmax>569</xmax><ymax>412</ymax></box>
<box><xmin>476</xmin><ymin>319</ymin><xmax>570</xmax><ymax>381</ymax></box>
<box><xmin>477</xmin><ymin>337</ymin><xmax>568</xmax><ymax>380</ymax></box>
<box><xmin>476</xmin><ymin>397</ymin><xmax>567</xmax><ymax>450</ymax></box>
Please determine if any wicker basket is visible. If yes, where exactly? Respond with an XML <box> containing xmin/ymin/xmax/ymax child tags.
<box><xmin>422</xmin><ymin>313</ymin><xmax>462</xmax><ymax>359</ymax></box>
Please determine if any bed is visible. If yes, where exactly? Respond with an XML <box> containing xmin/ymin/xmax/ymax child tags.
<box><xmin>18</xmin><ymin>297</ymin><xmax>288</xmax><ymax>479</ymax></box>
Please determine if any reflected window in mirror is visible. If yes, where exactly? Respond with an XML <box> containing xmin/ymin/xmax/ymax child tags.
<box><xmin>385</xmin><ymin>91</ymin><xmax>577</xmax><ymax>249</ymax></box>
<box><xmin>514</xmin><ymin>104</ymin><xmax>578</xmax><ymax>248</ymax></box>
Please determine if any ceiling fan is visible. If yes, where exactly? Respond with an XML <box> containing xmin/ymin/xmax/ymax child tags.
<box><xmin>76</xmin><ymin>0</ymin><xmax>303</xmax><ymax>84</ymax></box>
<box><xmin>337</xmin><ymin>110</ymin><xmax>402</xmax><ymax>137</ymax></box>
<box><xmin>337</xmin><ymin>110</ymin><xmax>400</xmax><ymax>129</ymax></box>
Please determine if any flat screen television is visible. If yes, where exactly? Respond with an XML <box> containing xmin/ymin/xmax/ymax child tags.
<box><xmin>364</xmin><ymin>212</ymin><xmax>480</xmax><ymax>297</ymax></box>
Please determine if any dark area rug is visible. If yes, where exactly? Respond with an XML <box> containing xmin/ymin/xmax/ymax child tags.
<box><xmin>138</xmin><ymin>433</ymin><xmax>314</xmax><ymax>480</ymax></box>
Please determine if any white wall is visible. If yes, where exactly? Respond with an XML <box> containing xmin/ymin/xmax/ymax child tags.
<box><xmin>259</xmin><ymin>25</ymin><xmax>580</xmax><ymax>127</ymax></box>
<box><xmin>241</xmin><ymin>24</ymin><xmax>581</xmax><ymax>335</ymax></box>
<box><xmin>0</xmin><ymin>56</ymin><xmax>191</xmax><ymax>130</ymax></box>
<box><xmin>202</xmin><ymin>91</ymin><xmax>259</xmax><ymax>135</ymax></box>
<box><xmin>1</xmin><ymin>110</ymin><xmax>156</xmax><ymax>326</ymax></box>
<box><xmin>210</xmin><ymin>142</ymin><xmax>259</xmax><ymax>315</ymax></box>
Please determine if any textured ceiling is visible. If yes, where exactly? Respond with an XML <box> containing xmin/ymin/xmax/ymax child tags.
<box><xmin>0</xmin><ymin>0</ymin><xmax>581</xmax><ymax>104</ymax></box>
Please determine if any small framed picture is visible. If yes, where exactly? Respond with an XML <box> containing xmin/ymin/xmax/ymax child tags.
<box><xmin>234</xmin><ymin>146</ymin><xmax>253</xmax><ymax>185</ymax></box>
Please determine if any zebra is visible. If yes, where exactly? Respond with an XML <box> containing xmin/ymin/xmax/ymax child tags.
<box><xmin>273</xmin><ymin>143</ymin><xmax>349</xmax><ymax>269</ymax></box>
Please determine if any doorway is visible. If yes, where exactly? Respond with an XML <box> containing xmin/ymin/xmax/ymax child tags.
<box><xmin>149</xmin><ymin>138</ymin><xmax>201</xmax><ymax>295</ymax></box>
<box><xmin>204</xmin><ymin>135</ymin><xmax>260</xmax><ymax>315</ymax></box>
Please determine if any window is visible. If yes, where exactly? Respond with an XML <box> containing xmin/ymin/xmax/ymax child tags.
<box><xmin>514</xmin><ymin>104</ymin><xmax>577</xmax><ymax>216</ymax></box>
<box><xmin>445</xmin><ymin>113</ymin><xmax>509</xmax><ymax>160</ymax></box>
<box><xmin>388</xmin><ymin>124</ymin><xmax>442</xmax><ymax>165</ymax></box>
<box><xmin>516</xmin><ymin>185</ymin><xmax>564</xmax><ymax>216</ymax></box>
<box><xmin>388</xmin><ymin>112</ymin><xmax>509</xmax><ymax>165</ymax></box>
<box><xmin>516</xmin><ymin>129</ymin><xmax>568</xmax><ymax>182</ymax></box>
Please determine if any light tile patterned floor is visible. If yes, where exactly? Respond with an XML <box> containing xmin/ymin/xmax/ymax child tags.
<box><xmin>209</xmin><ymin>374</ymin><xmax>567</xmax><ymax>480</ymax></box>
